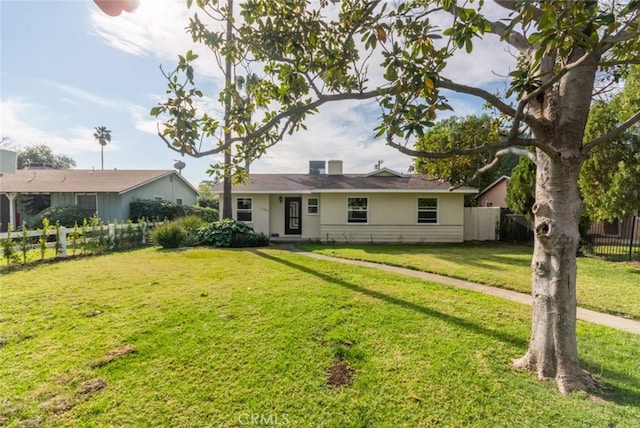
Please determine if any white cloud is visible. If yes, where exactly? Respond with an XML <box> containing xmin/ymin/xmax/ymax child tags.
<box><xmin>1</xmin><ymin>98</ymin><xmax>91</xmax><ymax>153</ymax></box>
<box><xmin>48</xmin><ymin>81</ymin><xmax>123</xmax><ymax>110</ymax></box>
<box><xmin>90</xmin><ymin>0</ymin><xmax>224</xmax><ymax>81</ymax></box>
<box><xmin>86</xmin><ymin>0</ymin><xmax>516</xmax><ymax>177</ymax></box>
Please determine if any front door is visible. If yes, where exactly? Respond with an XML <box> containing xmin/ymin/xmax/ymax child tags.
<box><xmin>284</xmin><ymin>197</ymin><xmax>302</xmax><ymax>235</ymax></box>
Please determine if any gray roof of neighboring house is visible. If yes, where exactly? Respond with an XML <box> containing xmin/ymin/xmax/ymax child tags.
<box><xmin>215</xmin><ymin>172</ymin><xmax>477</xmax><ymax>194</ymax></box>
<box><xmin>0</xmin><ymin>169</ymin><xmax>198</xmax><ymax>194</ymax></box>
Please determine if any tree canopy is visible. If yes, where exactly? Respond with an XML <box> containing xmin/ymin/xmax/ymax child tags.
<box><xmin>413</xmin><ymin>115</ymin><xmax>518</xmax><ymax>204</ymax></box>
<box><xmin>507</xmin><ymin>66</ymin><xmax>640</xmax><ymax>222</ymax></box>
<box><xmin>152</xmin><ymin>0</ymin><xmax>640</xmax><ymax>395</ymax></box>
<box><xmin>17</xmin><ymin>144</ymin><xmax>76</xmax><ymax>170</ymax></box>
<box><xmin>580</xmin><ymin>66</ymin><xmax>640</xmax><ymax>221</ymax></box>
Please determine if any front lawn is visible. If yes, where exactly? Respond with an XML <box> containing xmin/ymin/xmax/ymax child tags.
<box><xmin>1</xmin><ymin>247</ymin><xmax>639</xmax><ymax>427</ymax></box>
<box><xmin>298</xmin><ymin>243</ymin><xmax>640</xmax><ymax>320</ymax></box>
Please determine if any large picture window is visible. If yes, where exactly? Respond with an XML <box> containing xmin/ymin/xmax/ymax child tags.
<box><xmin>418</xmin><ymin>197</ymin><xmax>438</xmax><ymax>224</ymax></box>
<box><xmin>76</xmin><ymin>194</ymin><xmax>97</xmax><ymax>217</ymax></box>
<box><xmin>236</xmin><ymin>198</ymin><xmax>252</xmax><ymax>222</ymax></box>
<box><xmin>347</xmin><ymin>197</ymin><xmax>368</xmax><ymax>223</ymax></box>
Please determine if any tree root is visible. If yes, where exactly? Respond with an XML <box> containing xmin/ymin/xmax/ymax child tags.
<box><xmin>556</xmin><ymin>369</ymin><xmax>607</xmax><ymax>396</ymax></box>
<box><xmin>512</xmin><ymin>356</ymin><xmax>608</xmax><ymax>396</ymax></box>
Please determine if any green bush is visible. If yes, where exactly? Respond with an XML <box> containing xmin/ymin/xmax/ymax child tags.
<box><xmin>151</xmin><ymin>222</ymin><xmax>186</xmax><ymax>249</ymax></box>
<box><xmin>183</xmin><ymin>205</ymin><xmax>219</xmax><ymax>223</ymax></box>
<box><xmin>29</xmin><ymin>205</ymin><xmax>88</xmax><ymax>229</ymax></box>
<box><xmin>130</xmin><ymin>199</ymin><xmax>184</xmax><ymax>222</ymax></box>
<box><xmin>196</xmin><ymin>195</ymin><xmax>219</xmax><ymax>210</ymax></box>
<box><xmin>176</xmin><ymin>215</ymin><xmax>205</xmax><ymax>247</ymax></box>
<box><xmin>197</xmin><ymin>219</ymin><xmax>270</xmax><ymax>248</ymax></box>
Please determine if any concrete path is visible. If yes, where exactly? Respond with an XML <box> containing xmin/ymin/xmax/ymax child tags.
<box><xmin>283</xmin><ymin>245</ymin><xmax>640</xmax><ymax>335</ymax></box>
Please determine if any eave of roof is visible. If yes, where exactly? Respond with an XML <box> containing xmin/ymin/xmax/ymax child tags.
<box><xmin>0</xmin><ymin>169</ymin><xmax>199</xmax><ymax>195</ymax></box>
<box><xmin>212</xmin><ymin>173</ymin><xmax>478</xmax><ymax>194</ymax></box>
<box><xmin>475</xmin><ymin>175</ymin><xmax>510</xmax><ymax>199</ymax></box>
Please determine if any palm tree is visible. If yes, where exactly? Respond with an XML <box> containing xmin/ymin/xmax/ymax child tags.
<box><xmin>93</xmin><ymin>126</ymin><xmax>111</xmax><ymax>170</ymax></box>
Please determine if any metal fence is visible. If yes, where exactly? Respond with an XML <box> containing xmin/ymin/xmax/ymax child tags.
<box><xmin>585</xmin><ymin>216</ymin><xmax>640</xmax><ymax>261</ymax></box>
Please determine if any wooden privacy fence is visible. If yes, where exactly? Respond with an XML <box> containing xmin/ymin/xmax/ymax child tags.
<box><xmin>0</xmin><ymin>221</ymin><xmax>158</xmax><ymax>263</ymax></box>
<box><xmin>463</xmin><ymin>207</ymin><xmax>501</xmax><ymax>241</ymax></box>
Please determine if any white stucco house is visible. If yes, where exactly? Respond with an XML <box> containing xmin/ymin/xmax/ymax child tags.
<box><xmin>214</xmin><ymin>160</ymin><xmax>477</xmax><ymax>243</ymax></box>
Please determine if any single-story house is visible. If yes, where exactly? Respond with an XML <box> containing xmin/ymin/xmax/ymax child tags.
<box><xmin>0</xmin><ymin>169</ymin><xmax>198</xmax><ymax>230</ymax></box>
<box><xmin>214</xmin><ymin>160</ymin><xmax>477</xmax><ymax>243</ymax></box>
<box><xmin>475</xmin><ymin>175</ymin><xmax>510</xmax><ymax>208</ymax></box>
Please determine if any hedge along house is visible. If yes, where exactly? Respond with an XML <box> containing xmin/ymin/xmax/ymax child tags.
<box><xmin>214</xmin><ymin>160</ymin><xmax>477</xmax><ymax>243</ymax></box>
<box><xmin>0</xmin><ymin>169</ymin><xmax>198</xmax><ymax>231</ymax></box>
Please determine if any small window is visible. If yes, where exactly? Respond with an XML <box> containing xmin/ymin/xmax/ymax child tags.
<box><xmin>485</xmin><ymin>202</ymin><xmax>493</xmax><ymax>207</ymax></box>
<box><xmin>237</xmin><ymin>198</ymin><xmax>252</xmax><ymax>222</ymax></box>
<box><xmin>347</xmin><ymin>197</ymin><xmax>368</xmax><ymax>223</ymax></box>
<box><xmin>176</xmin><ymin>198</ymin><xmax>183</xmax><ymax>206</ymax></box>
<box><xmin>418</xmin><ymin>197</ymin><xmax>438</xmax><ymax>224</ymax></box>
<box><xmin>307</xmin><ymin>198</ymin><xmax>319</xmax><ymax>215</ymax></box>
<box><xmin>76</xmin><ymin>194</ymin><xmax>97</xmax><ymax>217</ymax></box>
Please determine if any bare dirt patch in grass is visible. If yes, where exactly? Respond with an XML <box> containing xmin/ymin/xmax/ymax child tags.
<box><xmin>76</xmin><ymin>378</ymin><xmax>107</xmax><ymax>398</ymax></box>
<box><xmin>327</xmin><ymin>360</ymin><xmax>353</xmax><ymax>388</ymax></box>
<box><xmin>89</xmin><ymin>344</ymin><xmax>136</xmax><ymax>369</ymax></box>
<box><xmin>84</xmin><ymin>310</ymin><xmax>104</xmax><ymax>318</ymax></box>
<box><xmin>39</xmin><ymin>396</ymin><xmax>74</xmax><ymax>415</ymax></box>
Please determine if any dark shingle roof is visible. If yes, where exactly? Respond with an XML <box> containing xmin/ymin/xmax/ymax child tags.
<box><xmin>0</xmin><ymin>169</ymin><xmax>197</xmax><ymax>194</ymax></box>
<box><xmin>216</xmin><ymin>173</ymin><xmax>477</xmax><ymax>194</ymax></box>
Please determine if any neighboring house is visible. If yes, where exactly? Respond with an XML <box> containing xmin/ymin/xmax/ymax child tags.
<box><xmin>0</xmin><ymin>169</ymin><xmax>198</xmax><ymax>230</ymax></box>
<box><xmin>475</xmin><ymin>175</ymin><xmax>510</xmax><ymax>208</ymax></box>
<box><xmin>214</xmin><ymin>160</ymin><xmax>477</xmax><ymax>243</ymax></box>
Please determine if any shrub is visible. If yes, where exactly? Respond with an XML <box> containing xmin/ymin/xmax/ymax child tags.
<box><xmin>183</xmin><ymin>205</ymin><xmax>219</xmax><ymax>223</ymax></box>
<box><xmin>130</xmin><ymin>199</ymin><xmax>184</xmax><ymax>222</ymax></box>
<box><xmin>29</xmin><ymin>205</ymin><xmax>88</xmax><ymax>229</ymax></box>
<box><xmin>197</xmin><ymin>219</ymin><xmax>270</xmax><ymax>248</ymax></box>
<box><xmin>176</xmin><ymin>215</ymin><xmax>205</xmax><ymax>247</ymax></box>
<box><xmin>151</xmin><ymin>222</ymin><xmax>186</xmax><ymax>249</ymax></box>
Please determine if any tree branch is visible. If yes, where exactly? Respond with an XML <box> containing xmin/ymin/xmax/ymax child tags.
<box><xmin>486</xmin><ymin>19</ymin><xmax>531</xmax><ymax>55</ymax></box>
<box><xmin>439</xmin><ymin>78</ymin><xmax>518</xmax><ymax>118</ymax></box>
<box><xmin>386</xmin><ymin>135</ymin><xmax>541</xmax><ymax>159</ymax></box>
<box><xmin>450</xmin><ymin>146</ymin><xmax>538</xmax><ymax>190</ymax></box>
<box><xmin>157</xmin><ymin>88</ymin><xmax>387</xmax><ymax>158</ymax></box>
<box><xmin>582</xmin><ymin>108</ymin><xmax>640</xmax><ymax>154</ymax></box>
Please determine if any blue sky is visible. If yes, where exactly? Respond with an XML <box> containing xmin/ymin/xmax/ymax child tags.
<box><xmin>1</xmin><ymin>0</ymin><xmax>514</xmax><ymax>187</ymax></box>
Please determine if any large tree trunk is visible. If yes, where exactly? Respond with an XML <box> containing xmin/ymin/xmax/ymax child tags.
<box><xmin>511</xmin><ymin>44</ymin><xmax>604</xmax><ymax>394</ymax></box>
<box><xmin>511</xmin><ymin>151</ymin><xmax>599</xmax><ymax>394</ymax></box>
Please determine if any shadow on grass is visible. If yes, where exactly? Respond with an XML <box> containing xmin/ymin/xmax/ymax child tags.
<box><xmin>581</xmin><ymin>359</ymin><xmax>640</xmax><ymax>408</ymax></box>
<box><xmin>255</xmin><ymin>249</ymin><xmax>640</xmax><ymax>407</ymax></box>
<box><xmin>252</xmin><ymin>249</ymin><xmax>528</xmax><ymax>349</ymax></box>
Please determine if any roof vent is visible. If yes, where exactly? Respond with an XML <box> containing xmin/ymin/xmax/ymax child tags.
<box><xmin>309</xmin><ymin>160</ymin><xmax>326</xmax><ymax>175</ymax></box>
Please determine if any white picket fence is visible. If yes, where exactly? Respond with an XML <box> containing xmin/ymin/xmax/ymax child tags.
<box><xmin>0</xmin><ymin>222</ymin><xmax>155</xmax><ymax>258</ymax></box>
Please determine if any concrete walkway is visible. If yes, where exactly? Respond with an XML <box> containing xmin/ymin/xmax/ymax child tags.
<box><xmin>283</xmin><ymin>245</ymin><xmax>640</xmax><ymax>335</ymax></box>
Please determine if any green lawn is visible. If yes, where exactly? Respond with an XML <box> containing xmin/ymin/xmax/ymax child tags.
<box><xmin>299</xmin><ymin>243</ymin><xmax>640</xmax><ymax>320</ymax></box>
<box><xmin>1</xmin><ymin>247</ymin><xmax>639</xmax><ymax>427</ymax></box>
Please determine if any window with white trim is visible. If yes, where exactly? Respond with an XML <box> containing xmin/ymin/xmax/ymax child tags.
<box><xmin>417</xmin><ymin>197</ymin><xmax>438</xmax><ymax>224</ymax></box>
<box><xmin>236</xmin><ymin>198</ymin><xmax>252</xmax><ymax>222</ymax></box>
<box><xmin>307</xmin><ymin>198</ymin><xmax>319</xmax><ymax>215</ymax></box>
<box><xmin>347</xmin><ymin>197</ymin><xmax>368</xmax><ymax>223</ymax></box>
<box><xmin>76</xmin><ymin>194</ymin><xmax>97</xmax><ymax>217</ymax></box>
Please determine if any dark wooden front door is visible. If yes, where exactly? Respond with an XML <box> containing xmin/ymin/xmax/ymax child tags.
<box><xmin>285</xmin><ymin>197</ymin><xmax>302</xmax><ymax>235</ymax></box>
